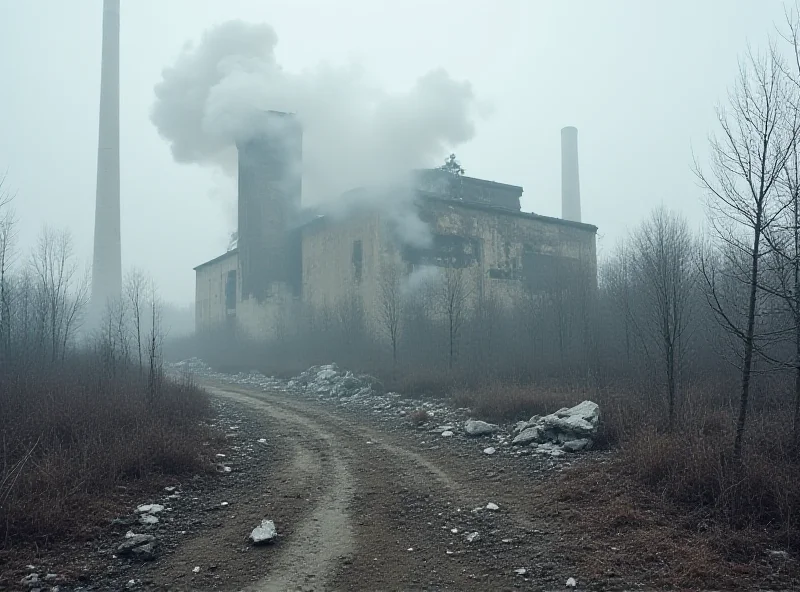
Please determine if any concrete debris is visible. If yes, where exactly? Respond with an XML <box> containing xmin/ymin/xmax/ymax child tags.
<box><xmin>170</xmin><ymin>360</ymin><xmax>602</xmax><ymax>464</ymax></box>
<box><xmin>566</xmin><ymin>576</ymin><xmax>577</xmax><ymax>587</ymax></box>
<box><xmin>485</xmin><ymin>502</ymin><xmax>499</xmax><ymax>511</ymax></box>
<box><xmin>563</xmin><ymin>438</ymin><xmax>591</xmax><ymax>453</ymax></box>
<box><xmin>117</xmin><ymin>534</ymin><xmax>158</xmax><ymax>561</ymax></box>
<box><xmin>249</xmin><ymin>519</ymin><xmax>278</xmax><ymax>544</ymax></box>
<box><xmin>512</xmin><ymin>426</ymin><xmax>544</xmax><ymax>446</ymax></box>
<box><xmin>463</xmin><ymin>420</ymin><xmax>498</xmax><ymax>436</ymax></box>
<box><xmin>136</xmin><ymin>504</ymin><xmax>164</xmax><ymax>514</ymax></box>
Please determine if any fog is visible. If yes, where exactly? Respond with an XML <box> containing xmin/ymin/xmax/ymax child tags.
<box><xmin>0</xmin><ymin>0</ymin><xmax>789</xmax><ymax>304</ymax></box>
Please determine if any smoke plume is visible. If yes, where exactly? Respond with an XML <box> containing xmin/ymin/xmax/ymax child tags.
<box><xmin>151</xmin><ymin>20</ymin><xmax>479</xmax><ymax>219</ymax></box>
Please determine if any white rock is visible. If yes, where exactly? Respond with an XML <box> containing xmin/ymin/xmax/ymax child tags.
<box><xmin>464</xmin><ymin>420</ymin><xmax>498</xmax><ymax>436</ymax></box>
<box><xmin>465</xmin><ymin>531</ymin><xmax>480</xmax><ymax>543</ymax></box>
<box><xmin>514</xmin><ymin>568</ymin><xmax>527</xmax><ymax>575</ymax></box>
<box><xmin>193</xmin><ymin>566</ymin><xmax>200</xmax><ymax>573</ymax></box>
<box><xmin>249</xmin><ymin>519</ymin><xmax>278</xmax><ymax>544</ymax></box>
<box><xmin>485</xmin><ymin>502</ymin><xmax>499</xmax><ymax>511</ymax></box>
<box><xmin>139</xmin><ymin>514</ymin><xmax>159</xmax><ymax>525</ymax></box>
<box><xmin>215</xmin><ymin>453</ymin><xmax>226</xmax><ymax>458</ymax></box>
<box><xmin>441</xmin><ymin>431</ymin><xmax>454</xmax><ymax>437</ymax></box>
<box><xmin>164</xmin><ymin>486</ymin><xmax>176</xmax><ymax>492</ymax></box>
<box><xmin>483</xmin><ymin>447</ymin><xmax>496</xmax><ymax>455</ymax></box>
<box><xmin>136</xmin><ymin>504</ymin><xmax>164</xmax><ymax>514</ymax></box>
<box><xmin>566</xmin><ymin>577</ymin><xmax>577</xmax><ymax>587</ymax></box>
<box><xmin>257</xmin><ymin>438</ymin><xmax>267</xmax><ymax>443</ymax></box>
<box><xmin>512</xmin><ymin>426</ymin><xmax>543</xmax><ymax>446</ymax></box>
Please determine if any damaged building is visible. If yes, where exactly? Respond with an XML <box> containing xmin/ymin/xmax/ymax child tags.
<box><xmin>194</xmin><ymin>111</ymin><xmax>597</xmax><ymax>339</ymax></box>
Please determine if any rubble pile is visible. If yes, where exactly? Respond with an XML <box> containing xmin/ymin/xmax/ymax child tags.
<box><xmin>287</xmin><ymin>363</ymin><xmax>383</xmax><ymax>399</ymax></box>
<box><xmin>170</xmin><ymin>358</ymin><xmax>601</xmax><ymax>460</ymax></box>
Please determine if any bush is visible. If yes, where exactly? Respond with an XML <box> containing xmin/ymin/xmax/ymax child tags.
<box><xmin>0</xmin><ymin>356</ymin><xmax>212</xmax><ymax>544</ymax></box>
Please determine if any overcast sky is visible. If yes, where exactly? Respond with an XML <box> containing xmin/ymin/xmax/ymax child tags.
<box><xmin>0</xmin><ymin>1</ymin><xmax>790</xmax><ymax>304</ymax></box>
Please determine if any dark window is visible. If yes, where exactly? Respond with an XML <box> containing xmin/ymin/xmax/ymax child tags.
<box><xmin>225</xmin><ymin>270</ymin><xmax>237</xmax><ymax>314</ymax></box>
<box><xmin>352</xmin><ymin>240</ymin><xmax>363</xmax><ymax>282</ymax></box>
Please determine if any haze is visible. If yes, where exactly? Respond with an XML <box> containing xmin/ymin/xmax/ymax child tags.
<box><xmin>0</xmin><ymin>0</ymin><xmax>785</xmax><ymax>304</ymax></box>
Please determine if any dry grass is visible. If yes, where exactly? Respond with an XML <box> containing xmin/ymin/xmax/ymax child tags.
<box><xmin>450</xmin><ymin>381</ymin><xmax>583</xmax><ymax>423</ymax></box>
<box><xmin>408</xmin><ymin>409</ymin><xmax>430</xmax><ymax>425</ymax></box>
<box><xmin>0</xmin><ymin>358</ymin><xmax>213</xmax><ymax>546</ymax></box>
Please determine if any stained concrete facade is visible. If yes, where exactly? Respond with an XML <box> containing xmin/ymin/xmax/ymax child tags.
<box><xmin>194</xmin><ymin>184</ymin><xmax>597</xmax><ymax>339</ymax></box>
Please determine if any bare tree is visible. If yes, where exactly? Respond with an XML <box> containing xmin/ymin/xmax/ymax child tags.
<box><xmin>630</xmin><ymin>206</ymin><xmax>697</xmax><ymax>430</ymax></box>
<box><xmin>30</xmin><ymin>227</ymin><xmax>85</xmax><ymax>363</ymax></box>
<box><xmin>147</xmin><ymin>281</ymin><xmax>164</xmax><ymax>402</ymax></box>
<box><xmin>378</xmin><ymin>260</ymin><xmax>403</xmax><ymax>365</ymax></box>
<box><xmin>437</xmin><ymin>265</ymin><xmax>475</xmax><ymax>369</ymax></box>
<box><xmin>0</xmin><ymin>177</ymin><xmax>16</xmax><ymax>363</ymax></box>
<box><xmin>124</xmin><ymin>268</ymin><xmax>147</xmax><ymax>374</ymax></box>
<box><xmin>696</xmin><ymin>47</ymin><xmax>800</xmax><ymax>459</ymax></box>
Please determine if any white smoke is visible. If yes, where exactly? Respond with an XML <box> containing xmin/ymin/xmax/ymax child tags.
<box><xmin>151</xmin><ymin>20</ymin><xmax>480</xmax><ymax>226</ymax></box>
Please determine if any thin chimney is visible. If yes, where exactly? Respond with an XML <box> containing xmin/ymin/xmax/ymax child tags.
<box><xmin>561</xmin><ymin>126</ymin><xmax>581</xmax><ymax>223</ymax></box>
<box><xmin>91</xmin><ymin>0</ymin><xmax>121</xmax><ymax>321</ymax></box>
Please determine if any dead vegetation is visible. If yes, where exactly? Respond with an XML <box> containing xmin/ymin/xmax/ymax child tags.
<box><xmin>0</xmin><ymin>362</ymin><xmax>211</xmax><ymax>544</ymax></box>
<box><xmin>0</xmin><ymin>202</ymin><xmax>213</xmax><ymax>548</ymax></box>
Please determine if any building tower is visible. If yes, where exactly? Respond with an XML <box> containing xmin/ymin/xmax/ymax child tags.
<box><xmin>561</xmin><ymin>126</ymin><xmax>581</xmax><ymax>223</ymax></box>
<box><xmin>90</xmin><ymin>0</ymin><xmax>121</xmax><ymax>322</ymax></box>
<box><xmin>237</xmin><ymin>111</ymin><xmax>302</xmax><ymax>301</ymax></box>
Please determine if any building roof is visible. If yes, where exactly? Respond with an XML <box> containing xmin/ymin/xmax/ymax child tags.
<box><xmin>419</xmin><ymin>194</ymin><xmax>598</xmax><ymax>232</ymax></box>
<box><xmin>193</xmin><ymin>248</ymin><xmax>237</xmax><ymax>271</ymax></box>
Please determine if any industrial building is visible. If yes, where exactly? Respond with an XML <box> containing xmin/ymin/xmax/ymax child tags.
<box><xmin>194</xmin><ymin>111</ymin><xmax>597</xmax><ymax>339</ymax></box>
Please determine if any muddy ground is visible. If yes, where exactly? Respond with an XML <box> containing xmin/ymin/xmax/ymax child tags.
<box><xmin>2</xmin><ymin>380</ymin><xmax>798</xmax><ymax>591</ymax></box>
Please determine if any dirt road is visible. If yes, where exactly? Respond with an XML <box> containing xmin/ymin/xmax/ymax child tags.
<box><xmin>147</xmin><ymin>383</ymin><xmax>578</xmax><ymax>592</ymax></box>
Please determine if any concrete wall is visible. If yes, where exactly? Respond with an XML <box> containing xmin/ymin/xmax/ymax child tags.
<box><xmin>195</xmin><ymin>251</ymin><xmax>238</xmax><ymax>332</ymax></box>
<box><xmin>300</xmin><ymin>211</ymin><xmax>383</xmax><ymax>331</ymax></box>
<box><xmin>195</xmin><ymin>196</ymin><xmax>597</xmax><ymax>339</ymax></box>
<box><xmin>408</xmin><ymin>198</ymin><xmax>596</xmax><ymax>309</ymax></box>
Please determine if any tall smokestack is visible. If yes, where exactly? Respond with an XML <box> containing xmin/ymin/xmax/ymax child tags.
<box><xmin>90</xmin><ymin>0</ymin><xmax>121</xmax><ymax>321</ymax></box>
<box><xmin>561</xmin><ymin>126</ymin><xmax>581</xmax><ymax>223</ymax></box>
<box><xmin>237</xmin><ymin>111</ymin><xmax>302</xmax><ymax>301</ymax></box>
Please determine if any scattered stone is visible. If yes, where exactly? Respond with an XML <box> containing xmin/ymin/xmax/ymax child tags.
<box><xmin>215</xmin><ymin>453</ymin><xmax>226</xmax><ymax>458</ymax></box>
<box><xmin>164</xmin><ymin>486</ymin><xmax>176</xmax><ymax>492</ymax></box>
<box><xmin>257</xmin><ymin>438</ymin><xmax>267</xmax><ymax>443</ymax></box>
<box><xmin>220</xmin><ymin>501</ymin><xmax>229</xmax><ymax>507</ymax></box>
<box><xmin>20</xmin><ymin>573</ymin><xmax>39</xmax><ymax>587</ymax></box>
<box><xmin>441</xmin><ymin>431</ymin><xmax>454</xmax><ymax>437</ymax></box>
<box><xmin>483</xmin><ymin>447</ymin><xmax>496</xmax><ymax>455</ymax></box>
<box><xmin>407</xmin><ymin>547</ymin><xmax>414</xmax><ymax>552</ymax></box>
<box><xmin>192</xmin><ymin>566</ymin><xmax>200</xmax><ymax>573</ymax></box>
<box><xmin>485</xmin><ymin>502</ymin><xmax>499</xmax><ymax>511</ymax></box>
<box><xmin>249</xmin><ymin>519</ymin><xmax>278</xmax><ymax>544</ymax></box>
<box><xmin>514</xmin><ymin>568</ymin><xmax>527</xmax><ymax>575</ymax></box>
<box><xmin>44</xmin><ymin>574</ymin><xmax>59</xmax><ymax>582</ymax></box>
<box><xmin>566</xmin><ymin>577</ymin><xmax>577</xmax><ymax>588</ymax></box>
<box><xmin>464</xmin><ymin>420</ymin><xmax>498</xmax><ymax>437</ymax></box>
<box><xmin>139</xmin><ymin>514</ymin><xmax>159</xmax><ymax>525</ymax></box>
<box><xmin>450</xmin><ymin>528</ymin><xmax>459</xmax><ymax>533</ymax></box>
<box><xmin>465</xmin><ymin>531</ymin><xmax>480</xmax><ymax>543</ymax></box>
<box><xmin>126</xmin><ymin>579</ymin><xmax>138</xmax><ymax>589</ymax></box>
<box><xmin>117</xmin><ymin>534</ymin><xmax>158</xmax><ymax>561</ymax></box>
<box><xmin>767</xmin><ymin>549</ymin><xmax>790</xmax><ymax>559</ymax></box>
<box><xmin>136</xmin><ymin>504</ymin><xmax>164</xmax><ymax>514</ymax></box>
